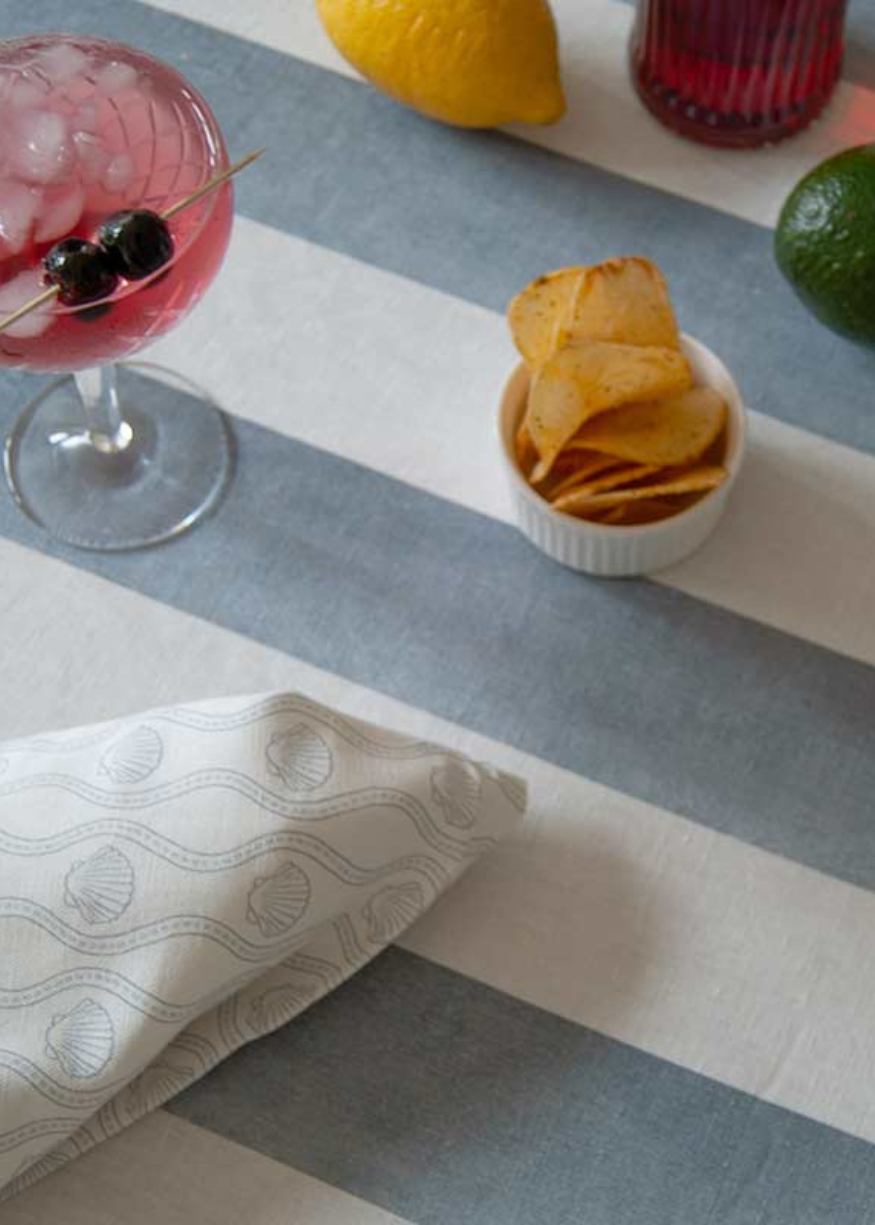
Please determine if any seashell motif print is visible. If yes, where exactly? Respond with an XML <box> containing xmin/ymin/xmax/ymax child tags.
<box><xmin>481</xmin><ymin>766</ymin><xmax>528</xmax><ymax>813</ymax></box>
<box><xmin>44</xmin><ymin>998</ymin><xmax>115</xmax><ymax>1079</ymax></box>
<box><xmin>125</xmin><ymin>1059</ymin><xmax>196</xmax><ymax>1115</ymax></box>
<box><xmin>64</xmin><ymin>845</ymin><xmax>135</xmax><ymax>925</ymax></box>
<box><xmin>363</xmin><ymin>881</ymin><xmax>425</xmax><ymax>944</ymax></box>
<box><xmin>431</xmin><ymin>759</ymin><xmax>483</xmax><ymax>829</ymax></box>
<box><xmin>246</xmin><ymin>861</ymin><xmax>311</xmax><ymax>937</ymax></box>
<box><xmin>248</xmin><ymin>981</ymin><xmax>312</xmax><ymax>1032</ymax></box>
<box><xmin>265</xmin><ymin>724</ymin><xmax>332</xmax><ymax>791</ymax></box>
<box><xmin>99</xmin><ymin>725</ymin><xmax>163</xmax><ymax>784</ymax></box>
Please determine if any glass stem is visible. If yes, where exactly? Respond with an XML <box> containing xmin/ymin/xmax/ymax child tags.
<box><xmin>74</xmin><ymin>365</ymin><xmax>133</xmax><ymax>455</ymax></box>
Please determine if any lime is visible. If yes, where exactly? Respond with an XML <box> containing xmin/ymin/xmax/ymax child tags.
<box><xmin>775</xmin><ymin>144</ymin><xmax>875</xmax><ymax>349</ymax></box>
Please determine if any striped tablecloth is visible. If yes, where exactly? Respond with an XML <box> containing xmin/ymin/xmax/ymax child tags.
<box><xmin>5</xmin><ymin>1</ymin><xmax>875</xmax><ymax>1221</ymax></box>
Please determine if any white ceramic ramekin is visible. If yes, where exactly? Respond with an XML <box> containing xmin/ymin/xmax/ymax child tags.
<box><xmin>498</xmin><ymin>334</ymin><xmax>747</xmax><ymax>578</ymax></box>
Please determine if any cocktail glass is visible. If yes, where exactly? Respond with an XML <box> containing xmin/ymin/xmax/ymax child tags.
<box><xmin>0</xmin><ymin>33</ymin><xmax>234</xmax><ymax>550</ymax></box>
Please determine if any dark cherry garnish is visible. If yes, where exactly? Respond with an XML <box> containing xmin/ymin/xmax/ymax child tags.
<box><xmin>143</xmin><ymin>267</ymin><xmax>172</xmax><ymax>291</ymax></box>
<box><xmin>74</xmin><ymin>302</ymin><xmax>113</xmax><ymax>323</ymax></box>
<box><xmin>43</xmin><ymin>239</ymin><xmax>119</xmax><ymax>306</ymax></box>
<box><xmin>98</xmin><ymin>210</ymin><xmax>174</xmax><ymax>280</ymax></box>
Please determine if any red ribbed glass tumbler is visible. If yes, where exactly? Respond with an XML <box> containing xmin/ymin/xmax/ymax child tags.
<box><xmin>630</xmin><ymin>0</ymin><xmax>848</xmax><ymax>147</ymax></box>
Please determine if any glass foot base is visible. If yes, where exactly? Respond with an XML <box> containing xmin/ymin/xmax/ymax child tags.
<box><xmin>4</xmin><ymin>362</ymin><xmax>233</xmax><ymax>551</ymax></box>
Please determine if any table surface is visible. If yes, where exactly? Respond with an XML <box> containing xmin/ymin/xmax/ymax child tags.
<box><xmin>4</xmin><ymin>1</ymin><xmax>875</xmax><ymax>1222</ymax></box>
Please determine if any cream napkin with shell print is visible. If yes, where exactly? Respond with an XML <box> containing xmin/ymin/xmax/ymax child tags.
<box><xmin>0</xmin><ymin>691</ymin><xmax>525</xmax><ymax>1201</ymax></box>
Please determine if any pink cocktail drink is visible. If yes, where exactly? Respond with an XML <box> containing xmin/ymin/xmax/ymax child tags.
<box><xmin>0</xmin><ymin>34</ymin><xmax>232</xmax><ymax>369</ymax></box>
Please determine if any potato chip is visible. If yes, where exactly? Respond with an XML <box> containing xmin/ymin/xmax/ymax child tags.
<box><xmin>562</xmin><ymin>437</ymin><xmax>605</xmax><ymax>452</ymax></box>
<box><xmin>554</xmin><ymin>465</ymin><xmax>726</xmax><ymax>514</ymax></box>
<box><xmin>551</xmin><ymin>463</ymin><xmax>662</xmax><ymax>509</ymax></box>
<box><xmin>572</xmin><ymin>386</ymin><xmax>727</xmax><ymax>467</ymax></box>
<box><xmin>541</xmin><ymin>450</ymin><xmax>622</xmax><ymax>492</ymax></box>
<box><xmin>599</xmin><ymin>497</ymin><xmax>681</xmax><ymax>526</ymax></box>
<box><xmin>514</xmin><ymin>420</ymin><xmax>538</xmax><ymax>476</ymax></box>
<box><xmin>526</xmin><ymin>339</ymin><xmax>692</xmax><ymax>480</ymax></box>
<box><xmin>698</xmin><ymin>423</ymin><xmax>730</xmax><ymax>468</ymax></box>
<box><xmin>568</xmin><ymin>256</ymin><xmax>680</xmax><ymax>350</ymax></box>
<box><xmin>528</xmin><ymin>451</ymin><xmax>620</xmax><ymax>503</ymax></box>
<box><xmin>507</xmin><ymin>267</ymin><xmax>586</xmax><ymax>368</ymax></box>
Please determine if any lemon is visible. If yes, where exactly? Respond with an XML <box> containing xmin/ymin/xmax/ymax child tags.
<box><xmin>315</xmin><ymin>0</ymin><xmax>566</xmax><ymax>128</ymax></box>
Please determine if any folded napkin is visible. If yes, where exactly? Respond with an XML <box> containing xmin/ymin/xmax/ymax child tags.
<box><xmin>0</xmin><ymin>691</ymin><xmax>525</xmax><ymax>1200</ymax></box>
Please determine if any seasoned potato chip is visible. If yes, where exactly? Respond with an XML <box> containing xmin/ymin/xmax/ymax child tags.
<box><xmin>573</xmin><ymin>387</ymin><xmax>727</xmax><ymax>467</ymax></box>
<box><xmin>514</xmin><ymin>420</ymin><xmax>538</xmax><ymax>476</ymax></box>
<box><xmin>530</xmin><ymin>451</ymin><xmax>624</xmax><ymax>501</ymax></box>
<box><xmin>562</xmin><ymin>437</ymin><xmax>607</xmax><ymax>452</ymax></box>
<box><xmin>551</xmin><ymin>463</ymin><xmax>662</xmax><ymax>509</ymax></box>
<box><xmin>527</xmin><ymin>339</ymin><xmax>692</xmax><ymax>480</ymax></box>
<box><xmin>599</xmin><ymin>497</ymin><xmax>682</xmax><ymax>526</ymax></box>
<box><xmin>544</xmin><ymin>452</ymin><xmax>626</xmax><ymax>498</ymax></box>
<box><xmin>507</xmin><ymin>267</ymin><xmax>586</xmax><ymax>368</ymax></box>
<box><xmin>554</xmin><ymin>465</ymin><xmax>726</xmax><ymax>514</ymax></box>
<box><xmin>568</xmin><ymin>256</ymin><xmax>680</xmax><ymax>350</ymax></box>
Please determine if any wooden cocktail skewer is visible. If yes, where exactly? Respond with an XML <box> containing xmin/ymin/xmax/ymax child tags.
<box><xmin>0</xmin><ymin>147</ymin><xmax>265</xmax><ymax>336</ymax></box>
<box><xmin>162</xmin><ymin>147</ymin><xmax>264</xmax><ymax>218</ymax></box>
<box><xmin>0</xmin><ymin>284</ymin><xmax>58</xmax><ymax>336</ymax></box>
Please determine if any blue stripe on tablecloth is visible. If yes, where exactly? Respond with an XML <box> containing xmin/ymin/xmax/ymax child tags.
<box><xmin>0</xmin><ymin>372</ymin><xmax>872</xmax><ymax>894</ymax></box>
<box><xmin>168</xmin><ymin>946</ymin><xmax>875</xmax><ymax>1225</ymax></box>
<box><xmin>4</xmin><ymin>0</ymin><xmax>875</xmax><ymax>455</ymax></box>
